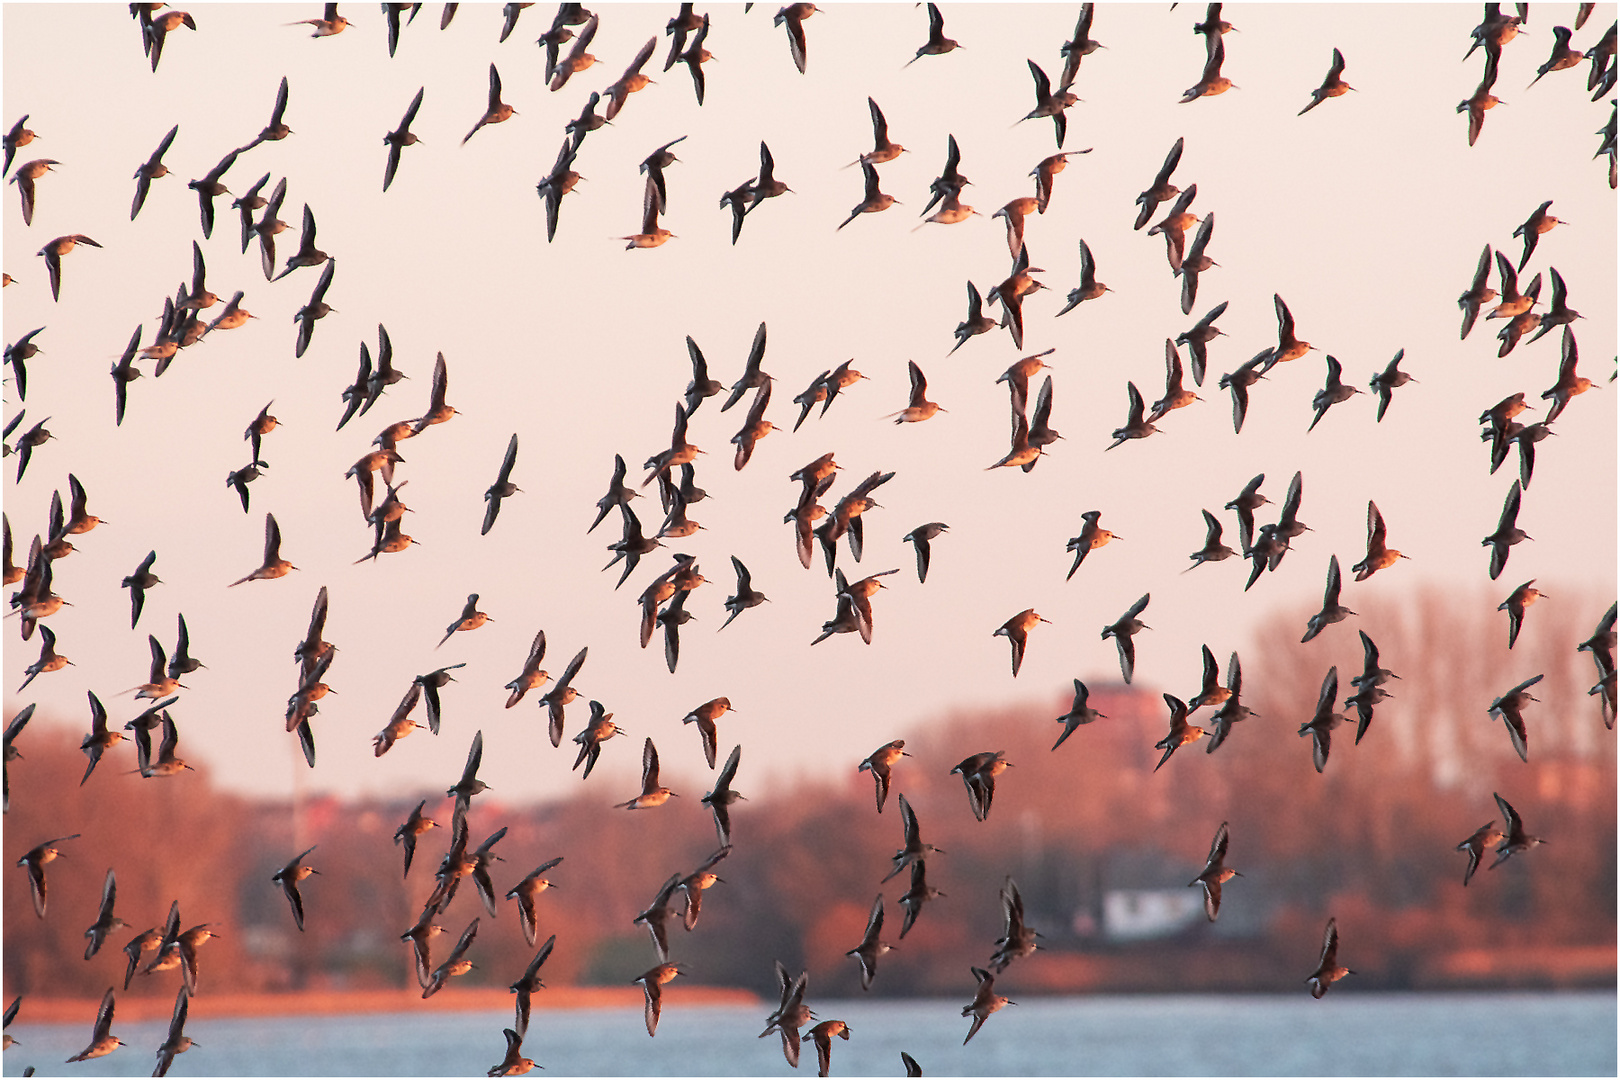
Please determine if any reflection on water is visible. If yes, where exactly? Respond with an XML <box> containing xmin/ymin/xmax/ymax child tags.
<box><xmin>5</xmin><ymin>991</ymin><xmax>1614</xmax><ymax>1077</ymax></box>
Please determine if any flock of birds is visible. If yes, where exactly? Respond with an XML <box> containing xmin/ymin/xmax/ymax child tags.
<box><xmin>2</xmin><ymin>1</ymin><xmax>1617</xmax><ymax>1076</ymax></box>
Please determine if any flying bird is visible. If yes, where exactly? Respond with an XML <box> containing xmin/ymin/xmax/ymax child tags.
<box><xmin>1482</xmin><ymin>480</ymin><xmax>1529</xmax><ymax>580</ymax></box>
<box><xmin>617</xmin><ymin>737</ymin><xmax>677</xmax><ymax>810</ymax></box>
<box><xmin>539</xmin><ymin>646</ymin><xmax>588</xmax><ymax>749</ymax></box>
<box><xmin>394</xmin><ymin>801</ymin><xmax>439</xmax><ymax>878</ymax></box>
<box><xmin>1306</xmin><ymin>917</ymin><xmax>1352</xmax><ymax>998</ymax></box>
<box><xmin>1175</xmin><ymin>212</ymin><xmax>1217</xmax><ymax>315</ymax></box>
<box><xmin>952</xmin><ymin>750</ymin><xmax>1011</xmax><ymax>822</ymax></box>
<box><xmin>1021</xmin><ymin>59</ymin><xmax>1078</xmax><ymax>147</ymax></box>
<box><xmin>1526</xmin><ymin>266</ymin><xmax>1581</xmax><ymax>344</ymax></box>
<box><xmin>507</xmin><ymin>933</ymin><xmax>556</xmax><ymax>1037</ymax></box>
<box><xmin>1351</xmin><ymin>501</ymin><xmax>1407</xmax><ymax>581</ymax></box>
<box><xmin>447</xmin><ymin>729</ymin><xmax>489</xmax><ymax>825</ymax></box>
<box><xmin>274</xmin><ymin>202</ymin><xmax>329</xmax><ymax>282</ymax></box>
<box><xmin>1207</xmin><ymin>654</ymin><xmax>1255</xmax><ymax>752</ymax></box>
<box><xmin>640</xmin><ymin>136</ymin><xmax>687</xmax><ymax>215</ymax></box>
<box><xmin>1298</xmin><ymin>47</ymin><xmax>1353</xmax><ymax>114</ymax></box>
<box><xmin>536</xmin><ymin>136</ymin><xmax>582</xmax><ymax>243</ymax></box>
<box><xmin>18</xmin><ymin>833</ymin><xmax>79</xmax><ymax>917</ymax></box>
<box><xmin>66</xmin><ymin>987</ymin><xmax>123</xmax><ymax>1062</ymax></box>
<box><xmin>169</xmin><ymin>612</ymin><xmax>204</xmax><ymax>682</ymax></box>
<box><xmin>1031</xmin><ymin>150</ymin><xmax>1089</xmax><ymax>218</ymax></box>
<box><xmin>989</xmin><ymin>877</ymin><xmax>1039</xmax><ymax>972</ymax></box>
<box><xmin>623</xmin><ymin>173</ymin><xmax>675</xmax><ymax>249</ymax></box>
<box><xmin>10</xmin><ymin>157</ymin><xmax>57</xmax><ymax>227</ymax></box>
<box><xmin>884</xmin><ymin>792</ymin><xmax>943</xmax><ymax>883</ymax></box>
<box><xmin>288</xmin><ymin>4</ymin><xmax>352</xmax><ymax>36</ymax></box>
<box><xmin>504</xmin><ymin>862</ymin><xmax>563</xmax><ymax>954</ymax></box>
<box><xmin>663</xmin><ymin>3</ymin><xmax>703</xmax><ymax>71</ymax></box>
<box><xmin>383</xmin><ymin>86</ymin><xmax>425</xmax><ymax>191</ymax></box>
<box><xmin>1172</xmin><ymin>299</ymin><xmax>1226</xmax><ymax>387</ymax></box>
<box><xmin>995</xmin><ymin>608</ymin><xmax>1049</xmax><ymax>677</ymax></box>
<box><xmin>1456</xmin><ymin>819</ymin><xmax>1507</xmax><ymax>886</ymax></box>
<box><xmin>571</xmin><ymin>700</ymin><xmax>623</xmax><ymax>779</ymax></box>
<box><xmin>1055</xmin><ymin>239</ymin><xmax>1109</xmax><ymax>316</ymax></box>
<box><xmin>838</xmin><ymin>160</ymin><xmax>898</xmax><ymax>230</ymax></box>
<box><xmin>702</xmin><ymin>743</ymin><xmax>744</xmax><ymax>847</ymax></box>
<box><xmin>724</xmin><ymin>380</ymin><xmax>773</xmax><ymax>473</ymax></box>
<box><xmin>245</xmin><ymin>75</ymin><xmax>293</xmax><ymax>151</ymax></box>
<box><xmin>1185</xmin><ymin>509</ymin><xmax>1235</xmax><ymax>572</ymax></box>
<box><xmin>38</xmin><ymin>234</ymin><xmax>102</xmax><ymax>303</ymax></box>
<box><xmin>1059</xmin><ymin>2</ymin><xmax>1104</xmax><ymax>85</ymax></box>
<box><xmin>1489</xmin><ymin>673</ymin><xmax>1544</xmax><ymax>762</ymax></box>
<box><xmin>488</xmin><ymin>1027</ymin><xmax>535</xmax><ymax>1077</ymax></box>
<box><xmin>229</xmin><ymin>512</ymin><xmax>295</xmax><ymax>586</ymax></box>
<box><xmin>803</xmin><ymin>1020</ymin><xmax>850</xmax><ymax>1078</ymax></box>
<box><xmin>272</xmin><ymin>846</ymin><xmax>319</xmax><ymax>931</ymax></box>
<box><xmin>1527</xmin><ymin>26</ymin><xmax>1585</xmax><ymax>88</ymax></box>
<box><xmin>482</xmin><ymin>434</ymin><xmax>521</xmax><ymax>535</ymax></box>
<box><xmin>145</xmin><ymin>9</ymin><xmax>197</xmax><ymax>72</ymax></box>
<box><xmin>901</xmin><ymin>522</ymin><xmax>948</xmax><ymax>583</ymax></box>
<box><xmin>1181</xmin><ymin>32</ymin><xmax>1235</xmax><ymax>102</ymax></box>
<box><xmin>1102</xmin><ymin>593</ymin><xmax>1150</xmax><ymax>682</ymax></box>
<box><xmin>1298</xmin><ymin>666</ymin><xmax>1346</xmax><ymax>773</ymax></box>
<box><xmin>130</xmin><ymin>124</ymin><xmax>178</xmax><ymax>221</ymax></box>
<box><xmin>1218</xmin><ymin>351</ymin><xmax>1270</xmax><ymax>435</ymax></box>
<box><xmin>1190</xmin><ymin>822</ymin><xmax>1239</xmax><ymax>920</ymax></box>
<box><xmin>1368</xmin><ymin>349</ymin><xmax>1415</xmax><ymax>421</ymax></box>
<box><xmin>633</xmin><ymin>873</ymin><xmax>684</xmax><ymax>963</ymax></box>
<box><xmin>604</xmin><ymin>37</ymin><xmax>659</xmax><ymax>121</ymax></box>
<box><xmin>1540</xmin><ymin>325</ymin><xmax>1594</xmax><ymax>424</ymax></box>
<box><xmin>1052</xmin><ymin>679</ymin><xmax>1106</xmax><ymax>750</ymax></box>
<box><xmin>464</xmin><ymin>64</ymin><xmax>517</xmax><ymax>145</ymax></box>
<box><xmin>1301</xmin><ymin>555</ymin><xmax>1354</xmax><ymax>643</ymax></box>
<box><xmin>4</xmin><ymin>114</ymin><xmax>38</xmax><ymax>176</ymax></box>
<box><xmin>421</xmin><ymin>918</ymin><xmax>479</xmax><ymax>999</ymax></box>
<box><xmin>549</xmin><ymin>13</ymin><xmax>600</xmax><ymax>90</ymax></box>
<box><xmin>79</xmin><ymin>867</ymin><xmax>128</xmax><ymax>962</ymax></box>
<box><xmin>1153</xmin><ymin>693</ymin><xmax>1204</xmax><ymax>770</ymax></box>
<box><xmin>634</xmin><ymin>963</ymin><xmax>683</xmax><ymax>1037</ymax></box>
<box><xmin>153</xmin><ymin>986</ymin><xmax>193</xmax><ymax>1078</ymax></box>
<box><xmin>775</xmin><ymin>3</ymin><xmax>817</xmax><ymax>74</ymax></box>
<box><xmin>720</xmin><ymin>555</ymin><xmax>768</xmax><ymax>630</ymax></box>
<box><xmin>751</xmin><ymin>140</ymin><xmax>794</xmax><ymax>210</ymax></box>
<box><xmin>677</xmin><ymin>18</ymin><xmax>714</xmax><ymax>107</ymax></box>
<box><xmin>897</xmin><ymin>859</ymin><xmax>942</xmax><ymax>940</ymax></box>
<box><xmin>759</xmin><ymin>960</ymin><xmax>813</xmax><ymax>1068</ymax></box>
<box><xmin>846</xmin><ymin>894</ymin><xmax>892</xmax><ymax>990</ymax></box>
<box><xmin>907</xmin><ymin>3</ymin><xmax>959</xmax><ymax>66</ymax></box>
<box><xmin>1106</xmin><ymin>381</ymin><xmax>1157</xmax><ymax>449</ymax></box>
<box><xmin>961</xmin><ymin>967</ymin><xmax>1012</xmax><ymax>1044</ymax></box>
<box><xmin>1488</xmin><ymin>790</ymin><xmax>1546</xmax><ymax>869</ymax></box>
<box><xmin>1148</xmin><ymin>339</ymin><xmax>1201</xmax><ymax>423</ymax></box>
<box><xmin>858</xmin><ymin>740</ymin><xmax>908</xmax><ymax>813</ymax></box>
<box><xmin>1458</xmin><ymin>50</ymin><xmax>1503</xmax><ymax>147</ymax></box>
<box><xmin>678</xmin><ymin>697</ymin><xmax>732</xmax><ymax>771</ymax></box>
<box><xmin>1512</xmin><ymin>200</ymin><xmax>1566</xmax><ymax>271</ymax></box>
<box><xmin>1498</xmin><ymin>580</ymin><xmax>1547</xmax><ymax>651</ymax></box>
<box><xmin>1065</xmin><ymin>510</ymin><xmax>1119</xmax><ymax>579</ymax></box>
<box><xmin>888</xmin><ymin>360</ymin><xmax>945</xmax><ymax>424</ymax></box>
<box><xmin>676</xmin><ymin>845</ymin><xmax>731</xmax><ymax>931</ymax></box>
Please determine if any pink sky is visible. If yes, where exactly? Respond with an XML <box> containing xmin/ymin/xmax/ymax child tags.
<box><xmin>3</xmin><ymin>3</ymin><xmax>1614</xmax><ymax>805</ymax></box>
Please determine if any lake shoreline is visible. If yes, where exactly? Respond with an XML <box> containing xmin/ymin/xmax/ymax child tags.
<box><xmin>13</xmin><ymin>985</ymin><xmax>762</xmax><ymax>1024</ymax></box>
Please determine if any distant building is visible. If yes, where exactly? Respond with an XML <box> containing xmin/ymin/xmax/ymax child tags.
<box><xmin>1102</xmin><ymin>888</ymin><xmax>1205</xmax><ymax>942</ymax></box>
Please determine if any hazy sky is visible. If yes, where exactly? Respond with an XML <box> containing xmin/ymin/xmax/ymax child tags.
<box><xmin>3</xmin><ymin>3</ymin><xmax>1615</xmax><ymax>805</ymax></box>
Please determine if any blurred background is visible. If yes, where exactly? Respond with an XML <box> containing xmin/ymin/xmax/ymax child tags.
<box><xmin>2</xmin><ymin>3</ymin><xmax>1615</xmax><ymax>1069</ymax></box>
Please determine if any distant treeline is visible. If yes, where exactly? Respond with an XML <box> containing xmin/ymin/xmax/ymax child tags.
<box><xmin>6</xmin><ymin>594</ymin><xmax>1614</xmax><ymax>1005</ymax></box>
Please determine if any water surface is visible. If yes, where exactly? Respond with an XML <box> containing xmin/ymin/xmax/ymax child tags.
<box><xmin>5</xmin><ymin>991</ymin><xmax>1613</xmax><ymax>1076</ymax></box>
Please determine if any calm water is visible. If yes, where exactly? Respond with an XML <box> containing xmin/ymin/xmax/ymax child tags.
<box><xmin>5</xmin><ymin>992</ymin><xmax>1614</xmax><ymax>1077</ymax></box>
